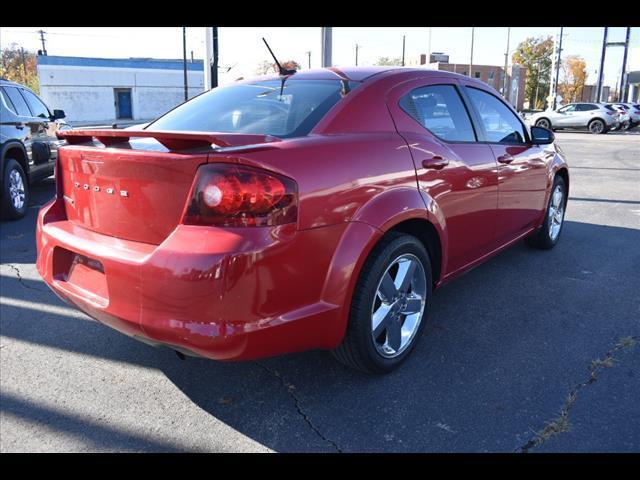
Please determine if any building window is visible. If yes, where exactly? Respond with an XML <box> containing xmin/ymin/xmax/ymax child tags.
<box><xmin>488</xmin><ymin>71</ymin><xmax>495</xmax><ymax>85</ymax></box>
<box><xmin>474</xmin><ymin>72</ymin><xmax>481</xmax><ymax>79</ymax></box>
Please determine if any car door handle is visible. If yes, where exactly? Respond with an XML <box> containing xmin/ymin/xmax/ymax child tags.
<box><xmin>15</xmin><ymin>123</ymin><xmax>24</xmax><ymax>130</ymax></box>
<box><xmin>421</xmin><ymin>156</ymin><xmax>449</xmax><ymax>170</ymax></box>
<box><xmin>497</xmin><ymin>154</ymin><xmax>514</xmax><ymax>164</ymax></box>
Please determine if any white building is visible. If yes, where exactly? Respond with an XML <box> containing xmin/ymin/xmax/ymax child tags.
<box><xmin>37</xmin><ymin>55</ymin><xmax>205</xmax><ymax>125</ymax></box>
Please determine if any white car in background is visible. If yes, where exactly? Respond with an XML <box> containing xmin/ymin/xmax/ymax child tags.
<box><xmin>612</xmin><ymin>103</ymin><xmax>640</xmax><ymax>130</ymax></box>
<box><xmin>529</xmin><ymin>102</ymin><xmax>621</xmax><ymax>134</ymax></box>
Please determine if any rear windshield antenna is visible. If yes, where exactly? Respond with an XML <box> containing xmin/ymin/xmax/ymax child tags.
<box><xmin>262</xmin><ymin>38</ymin><xmax>296</xmax><ymax>76</ymax></box>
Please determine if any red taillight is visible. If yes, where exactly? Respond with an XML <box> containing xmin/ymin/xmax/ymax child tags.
<box><xmin>182</xmin><ymin>163</ymin><xmax>297</xmax><ymax>227</ymax></box>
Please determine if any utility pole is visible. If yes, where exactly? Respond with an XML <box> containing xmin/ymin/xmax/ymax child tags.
<box><xmin>469</xmin><ymin>27</ymin><xmax>475</xmax><ymax>77</ymax></box>
<box><xmin>355</xmin><ymin>44</ymin><xmax>359</xmax><ymax>66</ymax></box>
<box><xmin>306</xmin><ymin>51</ymin><xmax>311</xmax><ymax>69</ymax></box>
<box><xmin>553</xmin><ymin>27</ymin><xmax>564</xmax><ymax>110</ymax></box>
<box><xmin>182</xmin><ymin>27</ymin><xmax>188</xmax><ymax>102</ymax></box>
<box><xmin>596</xmin><ymin>27</ymin><xmax>608</xmax><ymax>103</ymax></box>
<box><xmin>203</xmin><ymin>27</ymin><xmax>219</xmax><ymax>90</ymax></box>
<box><xmin>401</xmin><ymin>35</ymin><xmax>406</xmax><ymax>66</ymax></box>
<box><xmin>212</xmin><ymin>27</ymin><xmax>218</xmax><ymax>88</ymax></box>
<box><xmin>38</xmin><ymin>30</ymin><xmax>47</xmax><ymax>56</ymax></box>
<box><xmin>503</xmin><ymin>27</ymin><xmax>510</xmax><ymax>95</ymax></box>
<box><xmin>620</xmin><ymin>27</ymin><xmax>631</xmax><ymax>102</ymax></box>
<box><xmin>427</xmin><ymin>27</ymin><xmax>432</xmax><ymax>64</ymax></box>
<box><xmin>321</xmin><ymin>27</ymin><xmax>333</xmax><ymax>67</ymax></box>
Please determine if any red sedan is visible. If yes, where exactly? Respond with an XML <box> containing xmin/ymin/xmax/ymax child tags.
<box><xmin>36</xmin><ymin>67</ymin><xmax>568</xmax><ymax>373</ymax></box>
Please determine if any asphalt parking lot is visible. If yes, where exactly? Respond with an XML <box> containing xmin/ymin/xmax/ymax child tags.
<box><xmin>1</xmin><ymin>130</ymin><xmax>639</xmax><ymax>452</ymax></box>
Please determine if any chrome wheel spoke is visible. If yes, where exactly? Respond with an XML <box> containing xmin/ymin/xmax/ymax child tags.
<box><xmin>378</xmin><ymin>272</ymin><xmax>398</xmax><ymax>303</ymax></box>
<box><xmin>402</xmin><ymin>296</ymin><xmax>423</xmax><ymax>315</ymax></box>
<box><xmin>386</xmin><ymin>319</ymin><xmax>402</xmax><ymax>352</ymax></box>
<box><xmin>394</xmin><ymin>259</ymin><xmax>418</xmax><ymax>294</ymax></box>
<box><xmin>372</xmin><ymin>303</ymin><xmax>393</xmax><ymax>338</ymax></box>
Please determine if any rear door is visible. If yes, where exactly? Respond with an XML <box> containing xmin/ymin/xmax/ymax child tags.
<box><xmin>387</xmin><ymin>77</ymin><xmax>499</xmax><ymax>275</ymax></box>
<box><xmin>460</xmin><ymin>83</ymin><xmax>549</xmax><ymax>243</ymax></box>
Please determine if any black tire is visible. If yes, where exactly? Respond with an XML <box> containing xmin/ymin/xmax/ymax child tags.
<box><xmin>332</xmin><ymin>232</ymin><xmax>432</xmax><ymax>374</ymax></box>
<box><xmin>535</xmin><ymin>118</ymin><xmax>551</xmax><ymax>129</ymax></box>
<box><xmin>588</xmin><ymin>119</ymin><xmax>607</xmax><ymax>134</ymax></box>
<box><xmin>1</xmin><ymin>158</ymin><xmax>29</xmax><ymax>220</ymax></box>
<box><xmin>526</xmin><ymin>175</ymin><xmax>567</xmax><ymax>250</ymax></box>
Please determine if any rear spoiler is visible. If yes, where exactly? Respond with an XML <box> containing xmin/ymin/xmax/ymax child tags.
<box><xmin>57</xmin><ymin>129</ymin><xmax>281</xmax><ymax>151</ymax></box>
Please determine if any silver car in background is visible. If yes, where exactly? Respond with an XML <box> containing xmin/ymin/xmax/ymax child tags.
<box><xmin>612</xmin><ymin>103</ymin><xmax>640</xmax><ymax>130</ymax></box>
<box><xmin>529</xmin><ymin>102</ymin><xmax>620</xmax><ymax>134</ymax></box>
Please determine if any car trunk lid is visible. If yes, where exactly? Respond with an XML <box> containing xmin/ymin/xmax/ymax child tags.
<box><xmin>56</xmin><ymin>129</ymin><xmax>280</xmax><ymax>245</ymax></box>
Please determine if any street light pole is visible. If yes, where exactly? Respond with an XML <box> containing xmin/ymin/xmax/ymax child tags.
<box><xmin>182</xmin><ymin>27</ymin><xmax>188</xmax><ymax>102</ymax></box>
<box><xmin>321</xmin><ymin>27</ymin><xmax>333</xmax><ymax>67</ymax></box>
<box><xmin>596</xmin><ymin>27</ymin><xmax>608</xmax><ymax>103</ymax></box>
<box><xmin>401</xmin><ymin>35</ymin><xmax>406</xmax><ymax>67</ymax></box>
<box><xmin>619</xmin><ymin>27</ymin><xmax>631</xmax><ymax>102</ymax></box>
<box><xmin>469</xmin><ymin>27</ymin><xmax>475</xmax><ymax>77</ymax></box>
<box><xmin>355</xmin><ymin>43</ymin><xmax>359</xmax><ymax>66</ymax></box>
<box><xmin>553</xmin><ymin>27</ymin><xmax>564</xmax><ymax>110</ymax></box>
<box><xmin>503</xmin><ymin>27</ymin><xmax>510</xmax><ymax>94</ymax></box>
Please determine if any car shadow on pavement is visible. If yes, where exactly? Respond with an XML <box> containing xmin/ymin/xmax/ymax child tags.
<box><xmin>2</xmin><ymin>208</ymin><xmax>639</xmax><ymax>451</ymax></box>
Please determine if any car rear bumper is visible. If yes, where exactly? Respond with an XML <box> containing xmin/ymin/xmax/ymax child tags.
<box><xmin>36</xmin><ymin>198</ymin><xmax>356</xmax><ymax>361</ymax></box>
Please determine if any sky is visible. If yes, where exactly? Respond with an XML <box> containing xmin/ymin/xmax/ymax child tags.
<box><xmin>1</xmin><ymin>26</ymin><xmax>638</xmax><ymax>91</ymax></box>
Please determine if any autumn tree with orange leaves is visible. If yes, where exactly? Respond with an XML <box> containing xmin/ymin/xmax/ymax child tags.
<box><xmin>256</xmin><ymin>60</ymin><xmax>301</xmax><ymax>75</ymax></box>
<box><xmin>558</xmin><ymin>55</ymin><xmax>588</xmax><ymax>103</ymax></box>
<box><xmin>0</xmin><ymin>43</ymin><xmax>39</xmax><ymax>93</ymax></box>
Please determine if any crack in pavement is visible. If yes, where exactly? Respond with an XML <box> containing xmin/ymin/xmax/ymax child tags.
<box><xmin>255</xmin><ymin>361</ymin><xmax>343</xmax><ymax>453</ymax></box>
<box><xmin>516</xmin><ymin>335</ymin><xmax>638</xmax><ymax>453</ymax></box>
<box><xmin>2</xmin><ymin>264</ymin><xmax>49</xmax><ymax>293</ymax></box>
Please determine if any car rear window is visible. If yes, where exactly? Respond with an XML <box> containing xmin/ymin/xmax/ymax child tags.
<box><xmin>146</xmin><ymin>79</ymin><xmax>359</xmax><ymax>138</ymax></box>
<box><xmin>604</xmin><ymin>104</ymin><xmax>617</xmax><ymax>111</ymax></box>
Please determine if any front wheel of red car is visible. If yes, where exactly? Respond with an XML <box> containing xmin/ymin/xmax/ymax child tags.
<box><xmin>332</xmin><ymin>232</ymin><xmax>432</xmax><ymax>374</ymax></box>
<box><xmin>526</xmin><ymin>175</ymin><xmax>567</xmax><ymax>249</ymax></box>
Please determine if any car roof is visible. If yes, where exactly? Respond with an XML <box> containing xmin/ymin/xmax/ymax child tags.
<box><xmin>0</xmin><ymin>78</ymin><xmax>24</xmax><ymax>87</ymax></box>
<box><xmin>240</xmin><ymin>66</ymin><xmax>474</xmax><ymax>84</ymax></box>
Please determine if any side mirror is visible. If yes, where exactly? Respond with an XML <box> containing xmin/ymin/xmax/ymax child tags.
<box><xmin>52</xmin><ymin>109</ymin><xmax>66</xmax><ymax>120</ymax></box>
<box><xmin>530</xmin><ymin>126</ymin><xmax>554</xmax><ymax>145</ymax></box>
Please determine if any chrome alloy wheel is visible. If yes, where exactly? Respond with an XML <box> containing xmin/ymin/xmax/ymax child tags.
<box><xmin>371</xmin><ymin>254</ymin><xmax>427</xmax><ymax>358</ymax></box>
<box><xmin>536</xmin><ymin>119</ymin><xmax>550</xmax><ymax>129</ymax></box>
<box><xmin>548</xmin><ymin>183</ymin><xmax>565</xmax><ymax>241</ymax></box>
<box><xmin>8</xmin><ymin>169</ymin><xmax>25</xmax><ymax>210</ymax></box>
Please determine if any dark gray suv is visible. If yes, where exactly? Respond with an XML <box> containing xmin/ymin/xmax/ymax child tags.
<box><xmin>1</xmin><ymin>78</ymin><xmax>70</xmax><ymax>220</ymax></box>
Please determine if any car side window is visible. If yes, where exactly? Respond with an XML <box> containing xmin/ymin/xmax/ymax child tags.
<box><xmin>3</xmin><ymin>86</ymin><xmax>32</xmax><ymax>117</ymax></box>
<box><xmin>465</xmin><ymin>87</ymin><xmax>527</xmax><ymax>144</ymax></box>
<box><xmin>399</xmin><ymin>84</ymin><xmax>476</xmax><ymax>142</ymax></box>
<box><xmin>20</xmin><ymin>89</ymin><xmax>50</xmax><ymax>119</ymax></box>
<box><xmin>0</xmin><ymin>88</ymin><xmax>18</xmax><ymax>115</ymax></box>
<box><xmin>558</xmin><ymin>104</ymin><xmax>576</xmax><ymax>113</ymax></box>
